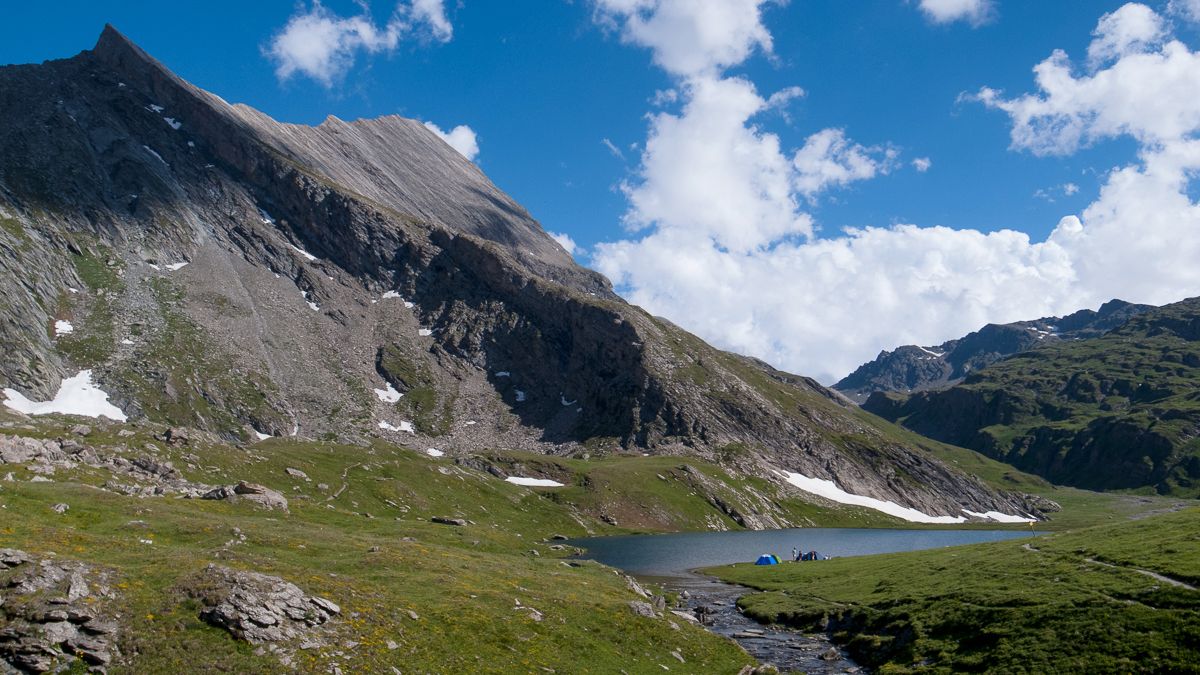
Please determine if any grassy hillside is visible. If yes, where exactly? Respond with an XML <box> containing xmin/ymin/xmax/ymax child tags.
<box><xmin>711</xmin><ymin>507</ymin><xmax>1200</xmax><ymax>673</ymax></box>
<box><xmin>867</xmin><ymin>297</ymin><xmax>1200</xmax><ymax>497</ymax></box>
<box><xmin>0</xmin><ymin>415</ymin><xmax>760</xmax><ymax>673</ymax></box>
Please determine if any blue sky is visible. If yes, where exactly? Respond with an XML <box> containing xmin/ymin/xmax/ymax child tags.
<box><xmin>4</xmin><ymin>1</ymin><xmax>1200</xmax><ymax>382</ymax></box>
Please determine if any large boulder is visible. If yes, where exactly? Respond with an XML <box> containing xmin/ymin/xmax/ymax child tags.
<box><xmin>191</xmin><ymin>565</ymin><xmax>339</xmax><ymax>644</ymax></box>
<box><xmin>201</xmin><ymin>481</ymin><xmax>288</xmax><ymax>511</ymax></box>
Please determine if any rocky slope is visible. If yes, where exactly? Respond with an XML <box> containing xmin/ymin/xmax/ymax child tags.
<box><xmin>835</xmin><ymin>300</ymin><xmax>1152</xmax><ymax>403</ymax></box>
<box><xmin>0</xmin><ymin>26</ymin><xmax>1042</xmax><ymax>521</ymax></box>
<box><xmin>865</xmin><ymin>297</ymin><xmax>1200</xmax><ymax>496</ymax></box>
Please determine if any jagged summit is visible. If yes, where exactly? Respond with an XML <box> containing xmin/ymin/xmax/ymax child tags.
<box><xmin>0</xmin><ymin>27</ymin><xmax>1045</xmax><ymax>522</ymax></box>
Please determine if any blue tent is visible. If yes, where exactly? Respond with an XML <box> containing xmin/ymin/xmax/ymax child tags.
<box><xmin>754</xmin><ymin>554</ymin><xmax>779</xmax><ymax>565</ymax></box>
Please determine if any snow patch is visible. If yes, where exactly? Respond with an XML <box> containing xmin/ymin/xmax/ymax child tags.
<box><xmin>425</xmin><ymin>448</ymin><xmax>444</xmax><ymax>457</ymax></box>
<box><xmin>962</xmin><ymin>509</ymin><xmax>1037</xmax><ymax>523</ymax></box>
<box><xmin>53</xmin><ymin>320</ymin><xmax>73</xmax><ymax>337</ymax></box>
<box><xmin>301</xmin><ymin>291</ymin><xmax>319</xmax><ymax>312</ymax></box>
<box><xmin>142</xmin><ymin>145</ymin><xmax>167</xmax><ymax>165</ymax></box>
<box><xmin>164</xmin><ymin>262</ymin><xmax>188</xmax><ymax>271</ymax></box>
<box><xmin>382</xmin><ymin>291</ymin><xmax>402</xmax><ymax>299</ymax></box>
<box><xmin>560</xmin><ymin>394</ymin><xmax>577</xmax><ymax>406</ymax></box>
<box><xmin>120</xmin><ymin>339</ymin><xmax>134</xmax><ymax>345</ymax></box>
<box><xmin>258</xmin><ymin>208</ymin><xmax>275</xmax><ymax>224</ymax></box>
<box><xmin>67</xmin><ymin>287</ymin><xmax>79</xmax><ymax>294</ymax></box>
<box><xmin>495</xmin><ymin>371</ymin><xmax>510</xmax><ymax>378</ymax></box>
<box><xmin>514</xmin><ymin>390</ymin><xmax>526</xmax><ymax>402</ymax></box>
<box><xmin>254</xmin><ymin>430</ymin><xmax>272</xmax><ymax>441</ymax></box>
<box><xmin>917</xmin><ymin>346</ymin><xmax>945</xmax><ymax>358</ymax></box>
<box><xmin>779</xmin><ymin>471</ymin><xmax>966</xmax><ymax>524</ymax></box>
<box><xmin>404</xmin><ymin>301</ymin><xmax>414</xmax><ymax>309</ymax></box>
<box><xmin>374</xmin><ymin>382</ymin><xmax>402</xmax><ymax>403</ymax></box>
<box><xmin>378</xmin><ymin>420</ymin><xmax>415</xmax><ymax>434</ymax></box>
<box><xmin>3</xmin><ymin>370</ymin><xmax>127</xmax><ymax>421</ymax></box>
<box><xmin>418</xmin><ymin>329</ymin><xmax>433</xmax><ymax>337</ymax></box>
<box><xmin>147</xmin><ymin>104</ymin><xmax>164</xmax><ymax>113</ymax></box>
<box><xmin>290</xmin><ymin>244</ymin><xmax>317</xmax><ymax>262</ymax></box>
<box><xmin>505</xmin><ymin>477</ymin><xmax>565</xmax><ymax>488</ymax></box>
<box><xmin>163</xmin><ymin>117</ymin><xmax>182</xmax><ymax>130</ymax></box>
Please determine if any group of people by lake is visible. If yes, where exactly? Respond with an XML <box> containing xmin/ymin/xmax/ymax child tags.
<box><xmin>791</xmin><ymin>547</ymin><xmax>825</xmax><ymax>561</ymax></box>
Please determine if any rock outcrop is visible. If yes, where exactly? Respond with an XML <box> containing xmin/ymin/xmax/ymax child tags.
<box><xmin>190</xmin><ymin>565</ymin><xmax>339</xmax><ymax>644</ymax></box>
<box><xmin>201</xmin><ymin>482</ymin><xmax>289</xmax><ymax>511</ymax></box>
<box><xmin>0</xmin><ymin>549</ymin><xmax>120</xmax><ymax>672</ymax></box>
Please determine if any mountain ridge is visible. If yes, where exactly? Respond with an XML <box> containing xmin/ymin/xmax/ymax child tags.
<box><xmin>0</xmin><ymin>26</ymin><xmax>1043</xmax><ymax>522</ymax></box>
<box><xmin>865</xmin><ymin>296</ymin><xmax>1200</xmax><ymax>496</ymax></box>
<box><xmin>834</xmin><ymin>299</ymin><xmax>1153</xmax><ymax>403</ymax></box>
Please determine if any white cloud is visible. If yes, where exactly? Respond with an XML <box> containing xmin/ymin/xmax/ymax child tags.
<box><xmin>602</xmin><ymin>137</ymin><xmax>626</xmax><ymax>159</ymax></box>
<box><xmin>1034</xmin><ymin>182</ymin><xmax>1082</xmax><ymax>202</ymax></box>
<box><xmin>1170</xmin><ymin>0</ymin><xmax>1200</xmax><ymax>22</ymax></box>
<box><xmin>266</xmin><ymin>1</ymin><xmax>453</xmax><ymax>86</ymax></box>
<box><xmin>975</xmin><ymin>9</ymin><xmax>1200</xmax><ymax>155</ymax></box>
<box><xmin>423</xmin><ymin>121</ymin><xmax>479</xmax><ymax>161</ymax></box>
<box><xmin>593</xmin><ymin>0</ymin><xmax>775</xmax><ymax>78</ymax></box>
<box><xmin>916</xmin><ymin>0</ymin><xmax>995</xmax><ymax>27</ymax></box>
<box><xmin>550</xmin><ymin>232</ymin><xmax>579</xmax><ymax>255</ymax></box>
<box><xmin>793</xmin><ymin>128</ymin><xmax>898</xmax><ymax>198</ymax></box>
<box><xmin>592</xmin><ymin>3</ymin><xmax>1200</xmax><ymax>384</ymax></box>
<box><xmin>1087</xmin><ymin>3</ymin><xmax>1165</xmax><ymax>66</ymax></box>
<box><xmin>619</xmin><ymin>75</ymin><xmax>814</xmax><ymax>253</ymax></box>
<box><xmin>409</xmin><ymin>0</ymin><xmax>454</xmax><ymax>42</ymax></box>
<box><xmin>912</xmin><ymin>156</ymin><xmax>933</xmax><ymax>172</ymax></box>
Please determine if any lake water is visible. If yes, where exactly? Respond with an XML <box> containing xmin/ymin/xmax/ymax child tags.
<box><xmin>574</xmin><ymin>527</ymin><xmax>1037</xmax><ymax>577</ymax></box>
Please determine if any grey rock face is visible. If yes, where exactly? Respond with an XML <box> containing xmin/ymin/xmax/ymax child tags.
<box><xmin>0</xmin><ymin>550</ymin><xmax>120</xmax><ymax>673</ymax></box>
<box><xmin>192</xmin><ymin>565</ymin><xmax>339</xmax><ymax>645</ymax></box>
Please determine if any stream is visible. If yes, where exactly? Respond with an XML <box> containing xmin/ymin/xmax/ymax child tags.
<box><xmin>574</xmin><ymin>527</ymin><xmax>1037</xmax><ymax>673</ymax></box>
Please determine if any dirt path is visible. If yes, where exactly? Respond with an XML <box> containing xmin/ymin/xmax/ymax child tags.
<box><xmin>1084</xmin><ymin>557</ymin><xmax>1197</xmax><ymax>591</ymax></box>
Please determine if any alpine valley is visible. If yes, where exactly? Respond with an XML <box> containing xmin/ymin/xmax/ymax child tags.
<box><xmin>0</xmin><ymin>26</ymin><xmax>1196</xmax><ymax>675</ymax></box>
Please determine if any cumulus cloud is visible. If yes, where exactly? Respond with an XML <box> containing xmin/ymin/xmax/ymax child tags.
<box><xmin>423</xmin><ymin>121</ymin><xmax>479</xmax><ymax>161</ymax></box>
<box><xmin>973</xmin><ymin>5</ymin><xmax>1200</xmax><ymax>156</ymax></box>
<box><xmin>1087</xmin><ymin>2</ymin><xmax>1165</xmax><ymax>66</ymax></box>
<box><xmin>912</xmin><ymin>156</ymin><xmax>933</xmax><ymax>172</ymax></box>
<box><xmin>916</xmin><ymin>0</ymin><xmax>995</xmax><ymax>27</ymax></box>
<box><xmin>592</xmin><ymin>2</ymin><xmax>1200</xmax><ymax>383</ymax></box>
<box><xmin>1170</xmin><ymin>0</ymin><xmax>1200</xmax><ymax>22</ymax></box>
<box><xmin>793</xmin><ymin>128</ymin><xmax>898</xmax><ymax>198</ymax></box>
<box><xmin>550</xmin><ymin>232</ymin><xmax>579</xmax><ymax>255</ymax></box>
<box><xmin>593</xmin><ymin>0</ymin><xmax>775</xmax><ymax>78</ymax></box>
<box><xmin>266</xmin><ymin>1</ymin><xmax>453</xmax><ymax>86</ymax></box>
<box><xmin>620</xmin><ymin>76</ymin><xmax>814</xmax><ymax>253</ymax></box>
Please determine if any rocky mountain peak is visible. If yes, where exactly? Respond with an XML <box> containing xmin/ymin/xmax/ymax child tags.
<box><xmin>0</xmin><ymin>27</ymin><xmax>1044</xmax><ymax>523</ymax></box>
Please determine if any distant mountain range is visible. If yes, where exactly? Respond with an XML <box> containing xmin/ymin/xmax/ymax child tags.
<box><xmin>834</xmin><ymin>299</ymin><xmax>1152</xmax><ymax>403</ymax></box>
<box><xmin>864</xmin><ymin>297</ymin><xmax>1200</xmax><ymax>497</ymax></box>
